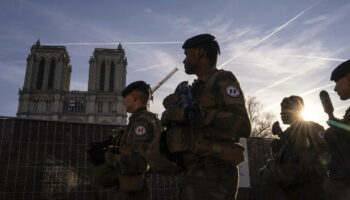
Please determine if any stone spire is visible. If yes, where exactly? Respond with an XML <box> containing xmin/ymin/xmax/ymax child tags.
<box><xmin>35</xmin><ymin>38</ymin><xmax>41</xmax><ymax>46</ymax></box>
<box><xmin>117</xmin><ymin>42</ymin><xmax>123</xmax><ymax>50</ymax></box>
<box><xmin>117</xmin><ymin>42</ymin><xmax>125</xmax><ymax>54</ymax></box>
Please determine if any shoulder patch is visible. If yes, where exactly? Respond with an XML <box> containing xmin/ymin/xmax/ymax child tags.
<box><xmin>225</xmin><ymin>86</ymin><xmax>240</xmax><ymax>97</ymax></box>
<box><xmin>318</xmin><ymin>131</ymin><xmax>325</xmax><ymax>139</ymax></box>
<box><xmin>134</xmin><ymin>126</ymin><xmax>146</xmax><ymax>136</ymax></box>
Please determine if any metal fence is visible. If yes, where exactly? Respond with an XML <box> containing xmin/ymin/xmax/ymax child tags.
<box><xmin>0</xmin><ymin>117</ymin><xmax>272</xmax><ymax>200</ymax></box>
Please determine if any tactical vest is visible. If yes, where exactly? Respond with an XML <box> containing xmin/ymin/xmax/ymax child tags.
<box><xmin>189</xmin><ymin>70</ymin><xmax>246</xmax><ymax>165</ymax></box>
<box><xmin>197</xmin><ymin>70</ymin><xmax>235</xmax><ymax>126</ymax></box>
<box><xmin>118</xmin><ymin>110</ymin><xmax>156</xmax><ymax>192</ymax></box>
<box><xmin>146</xmin><ymin>113</ymin><xmax>182</xmax><ymax>174</ymax></box>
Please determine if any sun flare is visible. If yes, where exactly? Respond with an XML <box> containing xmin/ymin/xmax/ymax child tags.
<box><xmin>301</xmin><ymin>104</ymin><xmax>325</xmax><ymax>122</ymax></box>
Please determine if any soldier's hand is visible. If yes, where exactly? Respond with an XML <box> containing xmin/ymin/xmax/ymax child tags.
<box><xmin>88</xmin><ymin>146</ymin><xmax>106</xmax><ymax>166</ymax></box>
<box><xmin>163</xmin><ymin>93</ymin><xmax>179</xmax><ymax>109</ymax></box>
<box><xmin>184</xmin><ymin>103</ymin><xmax>200</xmax><ymax>121</ymax></box>
<box><xmin>161</xmin><ymin>106</ymin><xmax>186</xmax><ymax>126</ymax></box>
<box><xmin>272</xmin><ymin>121</ymin><xmax>283</xmax><ymax>135</ymax></box>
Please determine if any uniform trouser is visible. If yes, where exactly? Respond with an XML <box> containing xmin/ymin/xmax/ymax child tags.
<box><xmin>115</xmin><ymin>180</ymin><xmax>149</xmax><ymax>200</ymax></box>
<box><xmin>284</xmin><ymin>182</ymin><xmax>325</xmax><ymax>200</ymax></box>
<box><xmin>323</xmin><ymin>178</ymin><xmax>350</xmax><ymax>200</ymax></box>
<box><xmin>259</xmin><ymin>162</ymin><xmax>326</xmax><ymax>200</ymax></box>
<box><xmin>180</xmin><ymin>163</ymin><xmax>238</xmax><ymax>200</ymax></box>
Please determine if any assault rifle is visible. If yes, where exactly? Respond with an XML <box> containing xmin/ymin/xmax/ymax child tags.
<box><xmin>320</xmin><ymin>90</ymin><xmax>350</xmax><ymax>132</ymax></box>
<box><xmin>319</xmin><ymin>90</ymin><xmax>350</xmax><ymax>178</ymax></box>
<box><xmin>90</xmin><ymin>128</ymin><xmax>125</xmax><ymax>154</ymax></box>
<box><xmin>271</xmin><ymin>122</ymin><xmax>299</xmax><ymax>163</ymax></box>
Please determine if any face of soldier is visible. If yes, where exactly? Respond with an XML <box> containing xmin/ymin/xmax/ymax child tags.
<box><xmin>280</xmin><ymin>107</ymin><xmax>301</xmax><ymax>124</ymax></box>
<box><xmin>334</xmin><ymin>74</ymin><xmax>350</xmax><ymax>100</ymax></box>
<box><xmin>183</xmin><ymin>48</ymin><xmax>200</xmax><ymax>75</ymax></box>
<box><xmin>123</xmin><ymin>93</ymin><xmax>136</xmax><ymax>113</ymax></box>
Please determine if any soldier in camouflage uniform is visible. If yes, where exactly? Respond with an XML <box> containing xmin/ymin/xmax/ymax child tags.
<box><xmin>89</xmin><ymin>81</ymin><xmax>159</xmax><ymax>200</ymax></box>
<box><xmin>259</xmin><ymin>95</ymin><xmax>328</xmax><ymax>200</ymax></box>
<box><xmin>161</xmin><ymin>34</ymin><xmax>251</xmax><ymax>200</ymax></box>
<box><xmin>323</xmin><ymin>60</ymin><xmax>350</xmax><ymax>200</ymax></box>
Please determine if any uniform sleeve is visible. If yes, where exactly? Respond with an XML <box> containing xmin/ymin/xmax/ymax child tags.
<box><xmin>119</xmin><ymin>116</ymin><xmax>157</xmax><ymax>174</ymax></box>
<box><xmin>205</xmin><ymin>72</ymin><xmax>251</xmax><ymax>140</ymax></box>
<box><xmin>130</xmin><ymin>116</ymin><xmax>156</xmax><ymax>152</ymax></box>
<box><xmin>294</xmin><ymin>122</ymin><xmax>329</xmax><ymax>173</ymax></box>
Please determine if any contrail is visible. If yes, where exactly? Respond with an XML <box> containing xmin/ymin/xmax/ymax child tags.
<box><xmin>46</xmin><ymin>41</ymin><xmax>182</xmax><ymax>46</ymax></box>
<box><xmin>300</xmin><ymin>83</ymin><xmax>334</xmax><ymax>96</ymax></box>
<box><xmin>251</xmin><ymin>54</ymin><xmax>341</xmax><ymax>96</ymax></box>
<box><xmin>0</xmin><ymin>35</ymin><xmax>32</xmax><ymax>39</ymax></box>
<box><xmin>287</xmin><ymin>55</ymin><xmax>346</xmax><ymax>62</ymax></box>
<box><xmin>255</xmin><ymin>72</ymin><xmax>304</xmax><ymax>95</ymax></box>
<box><xmin>218</xmin><ymin>1</ymin><xmax>321</xmax><ymax>69</ymax></box>
<box><xmin>129</xmin><ymin>63</ymin><xmax>171</xmax><ymax>73</ymax></box>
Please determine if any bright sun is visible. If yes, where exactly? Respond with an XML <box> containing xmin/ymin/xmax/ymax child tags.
<box><xmin>301</xmin><ymin>104</ymin><xmax>325</xmax><ymax>122</ymax></box>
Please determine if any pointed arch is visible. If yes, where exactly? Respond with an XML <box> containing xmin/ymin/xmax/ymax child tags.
<box><xmin>100</xmin><ymin>61</ymin><xmax>106</xmax><ymax>91</ymax></box>
<box><xmin>47</xmin><ymin>59</ymin><xmax>56</xmax><ymax>89</ymax></box>
<box><xmin>36</xmin><ymin>58</ymin><xmax>45</xmax><ymax>90</ymax></box>
<box><xmin>109</xmin><ymin>62</ymin><xmax>115</xmax><ymax>92</ymax></box>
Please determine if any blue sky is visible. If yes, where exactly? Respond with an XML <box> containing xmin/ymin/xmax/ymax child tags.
<box><xmin>1</xmin><ymin>0</ymin><xmax>350</xmax><ymax>127</ymax></box>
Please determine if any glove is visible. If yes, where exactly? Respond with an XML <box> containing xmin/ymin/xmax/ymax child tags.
<box><xmin>161</xmin><ymin>106</ymin><xmax>186</xmax><ymax>126</ymax></box>
<box><xmin>184</xmin><ymin>103</ymin><xmax>200</xmax><ymax>121</ymax></box>
<box><xmin>272</xmin><ymin>121</ymin><xmax>283</xmax><ymax>136</ymax></box>
<box><xmin>163</xmin><ymin>93</ymin><xmax>179</xmax><ymax>109</ymax></box>
<box><xmin>88</xmin><ymin>146</ymin><xmax>106</xmax><ymax>166</ymax></box>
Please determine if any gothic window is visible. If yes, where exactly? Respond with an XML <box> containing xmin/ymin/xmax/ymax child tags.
<box><xmin>100</xmin><ymin>62</ymin><xmax>106</xmax><ymax>91</ymax></box>
<box><xmin>109</xmin><ymin>62</ymin><xmax>115</xmax><ymax>92</ymax></box>
<box><xmin>97</xmin><ymin>100</ymin><xmax>103</xmax><ymax>114</ymax></box>
<box><xmin>32</xmin><ymin>98</ymin><xmax>39</xmax><ymax>112</ymax></box>
<box><xmin>63</xmin><ymin>98</ymin><xmax>86</xmax><ymax>114</ymax></box>
<box><xmin>108</xmin><ymin>100</ymin><xmax>112</xmax><ymax>113</ymax></box>
<box><xmin>46</xmin><ymin>99</ymin><xmax>52</xmax><ymax>112</ymax></box>
<box><xmin>36</xmin><ymin>59</ymin><xmax>45</xmax><ymax>90</ymax></box>
<box><xmin>48</xmin><ymin>59</ymin><xmax>56</xmax><ymax>90</ymax></box>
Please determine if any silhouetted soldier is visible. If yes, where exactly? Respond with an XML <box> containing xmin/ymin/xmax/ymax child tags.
<box><xmin>161</xmin><ymin>34</ymin><xmax>251</xmax><ymax>200</ymax></box>
<box><xmin>323</xmin><ymin>60</ymin><xmax>350</xmax><ymax>200</ymax></box>
<box><xmin>89</xmin><ymin>81</ymin><xmax>158</xmax><ymax>200</ymax></box>
<box><xmin>259</xmin><ymin>96</ymin><xmax>328</xmax><ymax>200</ymax></box>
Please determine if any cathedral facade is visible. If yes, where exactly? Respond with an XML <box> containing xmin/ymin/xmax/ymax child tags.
<box><xmin>17</xmin><ymin>40</ymin><xmax>127</xmax><ymax>125</ymax></box>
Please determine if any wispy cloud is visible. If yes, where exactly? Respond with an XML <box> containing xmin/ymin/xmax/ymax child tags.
<box><xmin>0</xmin><ymin>35</ymin><xmax>32</xmax><ymax>39</ymax></box>
<box><xmin>46</xmin><ymin>42</ymin><xmax>182</xmax><ymax>46</ymax></box>
<box><xmin>145</xmin><ymin>8</ymin><xmax>152</xmax><ymax>13</ymax></box>
<box><xmin>303</xmin><ymin>15</ymin><xmax>329</xmax><ymax>25</ymax></box>
<box><xmin>0</xmin><ymin>61</ymin><xmax>25</xmax><ymax>85</ymax></box>
<box><xmin>70</xmin><ymin>80</ymin><xmax>87</xmax><ymax>91</ymax></box>
<box><xmin>218</xmin><ymin>1</ymin><xmax>321</xmax><ymax>69</ymax></box>
<box><xmin>300</xmin><ymin>83</ymin><xmax>334</xmax><ymax>96</ymax></box>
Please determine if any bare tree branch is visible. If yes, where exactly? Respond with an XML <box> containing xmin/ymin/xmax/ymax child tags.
<box><xmin>246</xmin><ymin>96</ymin><xmax>276</xmax><ymax>138</ymax></box>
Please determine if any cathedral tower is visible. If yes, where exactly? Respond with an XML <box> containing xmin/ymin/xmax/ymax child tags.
<box><xmin>23</xmin><ymin>39</ymin><xmax>71</xmax><ymax>91</ymax></box>
<box><xmin>17</xmin><ymin>40</ymin><xmax>127</xmax><ymax>125</ymax></box>
<box><xmin>88</xmin><ymin>43</ymin><xmax>127</xmax><ymax>92</ymax></box>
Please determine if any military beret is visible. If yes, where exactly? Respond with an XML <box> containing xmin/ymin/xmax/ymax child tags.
<box><xmin>281</xmin><ymin>95</ymin><xmax>304</xmax><ymax>110</ymax></box>
<box><xmin>122</xmin><ymin>81</ymin><xmax>150</xmax><ymax>98</ymax></box>
<box><xmin>331</xmin><ymin>59</ymin><xmax>350</xmax><ymax>81</ymax></box>
<box><xmin>182</xmin><ymin>34</ymin><xmax>216</xmax><ymax>49</ymax></box>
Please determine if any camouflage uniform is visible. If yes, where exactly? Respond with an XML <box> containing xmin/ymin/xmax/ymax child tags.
<box><xmin>259</xmin><ymin>120</ymin><xmax>328</xmax><ymax>200</ymax></box>
<box><xmin>164</xmin><ymin>69</ymin><xmax>251</xmax><ymax>200</ymax></box>
<box><xmin>323</xmin><ymin>107</ymin><xmax>350</xmax><ymax>200</ymax></box>
<box><xmin>92</xmin><ymin>108</ymin><xmax>159</xmax><ymax>200</ymax></box>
